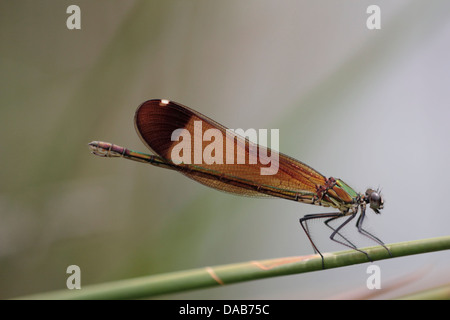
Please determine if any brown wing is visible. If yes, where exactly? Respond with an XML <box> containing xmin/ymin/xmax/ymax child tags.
<box><xmin>134</xmin><ymin>99</ymin><xmax>327</xmax><ymax>198</ymax></box>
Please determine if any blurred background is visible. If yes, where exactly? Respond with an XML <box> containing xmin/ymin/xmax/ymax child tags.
<box><xmin>1</xmin><ymin>0</ymin><xmax>449</xmax><ymax>299</ymax></box>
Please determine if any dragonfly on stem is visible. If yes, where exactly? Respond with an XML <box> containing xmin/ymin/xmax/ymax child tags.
<box><xmin>89</xmin><ymin>99</ymin><xmax>391</xmax><ymax>268</ymax></box>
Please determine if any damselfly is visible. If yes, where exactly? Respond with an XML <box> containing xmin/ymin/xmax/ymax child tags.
<box><xmin>89</xmin><ymin>99</ymin><xmax>391</xmax><ymax>267</ymax></box>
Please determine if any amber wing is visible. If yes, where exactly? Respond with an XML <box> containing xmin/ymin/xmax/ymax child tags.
<box><xmin>134</xmin><ymin>99</ymin><xmax>328</xmax><ymax>198</ymax></box>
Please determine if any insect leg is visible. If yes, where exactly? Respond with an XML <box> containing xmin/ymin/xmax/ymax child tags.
<box><xmin>356</xmin><ymin>209</ymin><xmax>392</xmax><ymax>257</ymax></box>
<box><xmin>299</xmin><ymin>212</ymin><xmax>343</xmax><ymax>269</ymax></box>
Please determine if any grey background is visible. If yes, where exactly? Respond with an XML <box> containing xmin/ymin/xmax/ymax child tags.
<box><xmin>1</xmin><ymin>0</ymin><xmax>449</xmax><ymax>299</ymax></box>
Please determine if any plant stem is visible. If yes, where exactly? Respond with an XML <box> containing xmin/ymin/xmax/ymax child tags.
<box><xmin>395</xmin><ymin>283</ymin><xmax>450</xmax><ymax>300</ymax></box>
<box><xmin>15</xmin><ymin>235</ymin><xmax>450</xmax><ymax>300</ymax></box>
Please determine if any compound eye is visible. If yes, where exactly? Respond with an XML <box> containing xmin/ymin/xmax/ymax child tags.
<box><xmin>369</xmin><ymin>192</ymin><xmax>382</xmax><ymax>211</ymax></box>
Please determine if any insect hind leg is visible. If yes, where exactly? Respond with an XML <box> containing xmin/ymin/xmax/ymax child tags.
<box><xmin>299</xmin><ymin>212</ymin><xmax>343</xmax><ymax>268</ymax></box>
